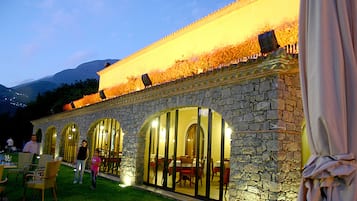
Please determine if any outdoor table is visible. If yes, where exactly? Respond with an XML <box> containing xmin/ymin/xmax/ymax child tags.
<box><xmin>1</xmin><ymin>162</ymin><xmax>17</xmax><ymax>169</ymax></box>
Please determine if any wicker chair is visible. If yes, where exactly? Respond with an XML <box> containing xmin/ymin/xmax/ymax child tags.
<box><xmin>27</xmin><ymin>154</ymin><xmax>54</xmax><ymax>175</ymax></box>
<box><xmin>23</xmin><ymin>160</ymin><xmax>61</xmax><ymax>201</ymax></box>
<box><xmin>7</xmin><ymin>152</ymin><xmax>34</xmax><ymax>182</ymax></box>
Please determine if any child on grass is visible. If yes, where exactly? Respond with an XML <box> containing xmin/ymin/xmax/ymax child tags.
<box><xmin>90</xmin><ymin>148</ymin><xmax>101</xmax><ymax>189</ymax></box>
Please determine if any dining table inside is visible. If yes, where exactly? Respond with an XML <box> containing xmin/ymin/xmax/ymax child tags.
<box><xmin>167</xmin><ymin>157</ymin><xmax>204</xmax><ymax>186</ymax></box>
<box><xmin>168</xmin><ymin>159</ymin><xmax>202</xmax><ymax>173</ymax></box>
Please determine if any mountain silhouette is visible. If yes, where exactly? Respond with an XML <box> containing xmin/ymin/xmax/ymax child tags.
<box><xmin>0</xmin><ymin>59</ymin><xmax>118</xmax><ymax>115</ymax></box>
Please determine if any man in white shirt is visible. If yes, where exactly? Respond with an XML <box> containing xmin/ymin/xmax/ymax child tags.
<box><xmin>23</xmin><ymin>134</ymin><xmax>39</xmax><ymax>155</ymax></box>
<box><xmin>6</xmin><ymin>137</ymin><xmax>14</xmax><ymax>153</ymax></box>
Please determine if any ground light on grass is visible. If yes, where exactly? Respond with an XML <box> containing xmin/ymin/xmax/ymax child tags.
<box><xmin>4</xmin><ymin>155</ymin><xmax>174</xmax><ymax>201</ymax></box>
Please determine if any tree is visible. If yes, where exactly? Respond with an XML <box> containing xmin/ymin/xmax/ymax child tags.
<box><xmin>0</xmin><ymin>79</ymin><xmax>99</xmax><ymax>146</ymax></box>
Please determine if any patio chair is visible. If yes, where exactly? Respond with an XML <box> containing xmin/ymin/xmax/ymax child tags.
<box><xmin>27</xmin><ymin>154</ymin><xmax>54</xmax><ymax>175</ymax></box>
<box><xmin>23</xmin><ymin>160</ymin><xmax>61</xmax><ymax>201</ymax></box>
<box><xmin>7</xmin><ymin>152</ymin><xmax>34</xmax><ymax>182</ymax></box>
<box><xmin>0</xmin><ymin>165</ymin><xmax>8</xmax><ymax>201</ymax></box>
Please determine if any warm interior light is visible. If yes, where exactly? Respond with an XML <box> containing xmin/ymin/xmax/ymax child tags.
<box><xmin>151</xmin><ymin>119</ymin><xmax>159</xmax><ymax>128</ymax></box>
<box><xmin>225</xmin><ymin>127</ymin><xmax>232</xmax><ymax>139</ymax></box>
<box><xmin>160</xmin><ymin>128</ymin><xmax>166</xmax><ymax>142</ymax></box>
<box><xmin>199</xmin><ymin>108</ymin><xmax>209</xmax><ymax>116</ymax></box>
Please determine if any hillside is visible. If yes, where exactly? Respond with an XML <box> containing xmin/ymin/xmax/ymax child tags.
<box><xmin>13</xmin><ymin>59</ymin><xmax>118</xmax><ymax>101</ymax></box>
<box><xmin>0</xmin><ymin>59</ymin><xmax>118</xmax><ymax>115</ymax></box>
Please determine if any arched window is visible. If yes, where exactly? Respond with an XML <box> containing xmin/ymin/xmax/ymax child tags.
<box><xmin>185</xmin><ymin>124</ymin><xmax>204</xmax><ymax>159</ymax></box>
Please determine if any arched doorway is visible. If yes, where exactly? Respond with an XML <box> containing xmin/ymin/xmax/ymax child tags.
<box><xmin>60</xmin><ymin>124</ymin><xmax>79</xmax><ymax>163</ymax></box>
<box><xmin>143</xmin><ymin>107</ymin><xmax>231</xmax><ymax>201</ymax></box>
<box><xmin>44</xmin><ymin>126</ymin><xmax>56</xmax><ymax>156</ymax></box>
<box><xmin>88</xmin><ymin>118</ymin><xmax>123</xmax><ymax>176</ymax></box>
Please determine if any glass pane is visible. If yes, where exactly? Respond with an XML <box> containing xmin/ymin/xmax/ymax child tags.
<box><xmin>106</xmin><ymin>120</ymin><xmax>121</xmax><ymax>176</ymax></box>
<box><xmin>166</xmin><ymin>111</ymin><xmax>176</xmax><ymax>189</ymax></box>
<box><xmin>156</xmin><ymin>114</ymin><xmax>167</xmax><ymax>187</ymax></box>
<box><xmin>209</xmin><ymin>112</ymin><xmax>222</xmax><ymax>200</ymax></box>
<box><xmin>143</xmin><ymin>125</ymin><xmax>150</xmax><ymax>183</ymax></box>
<box><xmin>62</xmin><ymin>124</ymin><xmax>78</xmax><ymax>163</ymax></box>
<box><xmin>142</xmin><ymin>107</ymin><xmax>231</xmax><ymax>200</ymax></box>
<box><xmin>220</xmin><ymin>122</ymin><xmax>231</xmax><ymax>200</ymax></box>
<box><xmin>51</xmin><ymin>130</ymin><xmax>57</xmax><ymax>155</ymax></box>
<box><xmin>174</xmin><ymin>107</ymin><xmax>196</xmax><ymax>196</ymax></box>
<box><xmin>148</xmin><ymin>118</ymin><xmax>159</xmax><ymax>185</ymax></box>
<box><xmin>197</xmin><ymin>108</ymin><xmax>208</xmax><ymax>197</ymax></box>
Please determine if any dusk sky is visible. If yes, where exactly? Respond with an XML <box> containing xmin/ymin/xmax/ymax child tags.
<box><xmin>0</xmin><ymin>0</ymin><xmax>235</xmax><ymax>88</ymax></box>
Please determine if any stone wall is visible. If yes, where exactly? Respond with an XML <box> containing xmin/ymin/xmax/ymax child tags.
<box><xmin>32</xmin><ymin>51</ymin><xmax>303</xmax><ymax>200</ymax></box>
<box><xmin>230</xmin><ymin>73</ymin><xmax>303</xmax><ymax>201</ymax></box>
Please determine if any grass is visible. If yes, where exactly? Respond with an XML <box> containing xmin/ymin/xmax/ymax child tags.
<box><xmin>3</xmin><ymin>154</ymin><xmax>174</xmax><ymax>201</ymax></box>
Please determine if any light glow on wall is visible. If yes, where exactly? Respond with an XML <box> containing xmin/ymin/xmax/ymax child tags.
<box><xmin>63</xmin><ymin>0</ymin><xmax>299</xmax><ymax>111</ymax></box>
<box><xmin>98</xmin><ymin>0</ymin><xmax>299</xmax><ymax>90</ymax></box>
<box><xmin>123</xmin><ymin>175</ymin><xmax>132</xmax><ymax>186</ymax></box>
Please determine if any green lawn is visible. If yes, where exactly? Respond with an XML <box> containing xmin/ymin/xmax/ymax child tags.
<box><xmin>3</xmin><ymin>156</ymin><xmax>173</xmax><ymax>201</ymax></box>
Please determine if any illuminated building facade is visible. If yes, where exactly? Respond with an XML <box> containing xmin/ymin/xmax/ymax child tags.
<box><xmin>32</xmin><ymin>0</ymin><xmax>304</xmax><ymax>200</ymax></box>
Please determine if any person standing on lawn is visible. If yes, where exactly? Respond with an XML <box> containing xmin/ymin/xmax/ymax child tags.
<box><xmin>23</xmin><ymin>134</ymin><xmax>39</xmax><ymax>155</ymax></box>
<box><xmin>73</xmin><ymin>140</ymin><xmax>89</xmax><ymax>184</ymax></box>
<box><xmin>6</xmin><ymin>137</ymin><xmax>14</xmax><ymax>153</ymax></box>
<box><xmin>90</xmin><ymin>148</ymin><xmax>101</xmax><ymax>189</ymax></box>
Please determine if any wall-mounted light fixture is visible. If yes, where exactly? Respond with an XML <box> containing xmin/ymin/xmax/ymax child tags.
<box><xmin>258</xmin><ymin>30</ymin><xmax>280</xmax><ymax>54</ymax></box>
<box><xmin>141</xmin><ymin>73</ymin><xmax>152</xmax><ymax>88</ymax></box>
<box><xmin>71</xmin><ymin>125</ymin><xmax>76</xmax><ymax>132</ymax></box>
<box><xmin>99</xmin><ymin>90</ymin><xmax>106</xmax><ymax>100</ymax></box>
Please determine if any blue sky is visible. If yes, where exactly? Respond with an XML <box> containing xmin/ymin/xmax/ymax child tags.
<box><xmin>0</xmin><ymin>0</ymin><xmax>235</xmax><ymax>87</ymax></box>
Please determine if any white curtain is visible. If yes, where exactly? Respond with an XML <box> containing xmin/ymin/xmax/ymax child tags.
<box><xmin>298</xmin><ymin>0</ymin><xmax>357</xmax><ymax>200</ymax></box>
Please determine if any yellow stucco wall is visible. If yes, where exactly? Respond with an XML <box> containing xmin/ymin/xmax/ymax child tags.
<box><xmin>97</xmin><ymin>0</ymin><xmax>299</xmax><ymax>90</ymax></box>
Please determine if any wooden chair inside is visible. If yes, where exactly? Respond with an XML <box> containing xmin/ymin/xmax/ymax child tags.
<box><xmin>23</xmin><ymin>160</ymin><xmax>61</xmax><ymax>201</ymax></box>
<box><xmin>223</xmin><ymin>167</ymin><xmax>230</xmax><ymax>194</ymax></box>
<box><xmin>196</xmin><ymin>159</ymin><xmax>205</xmax><ymax>186</ymax></box>
<box><xmin>179</xmin><ymin>157</ymin><xmax>194</xmax><ymax>186</ymax></box>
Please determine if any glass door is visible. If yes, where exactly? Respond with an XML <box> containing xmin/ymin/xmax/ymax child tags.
<box><xmin>143</xmin><ymin>107</ymin><xmax>231</xmax><ymax>201</ymax></box>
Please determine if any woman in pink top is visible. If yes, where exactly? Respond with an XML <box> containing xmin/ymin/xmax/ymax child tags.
<box><xmin>90</xmin><ymin>149</ymin><xmax>101</xmax><ymax>189</ymax></box>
